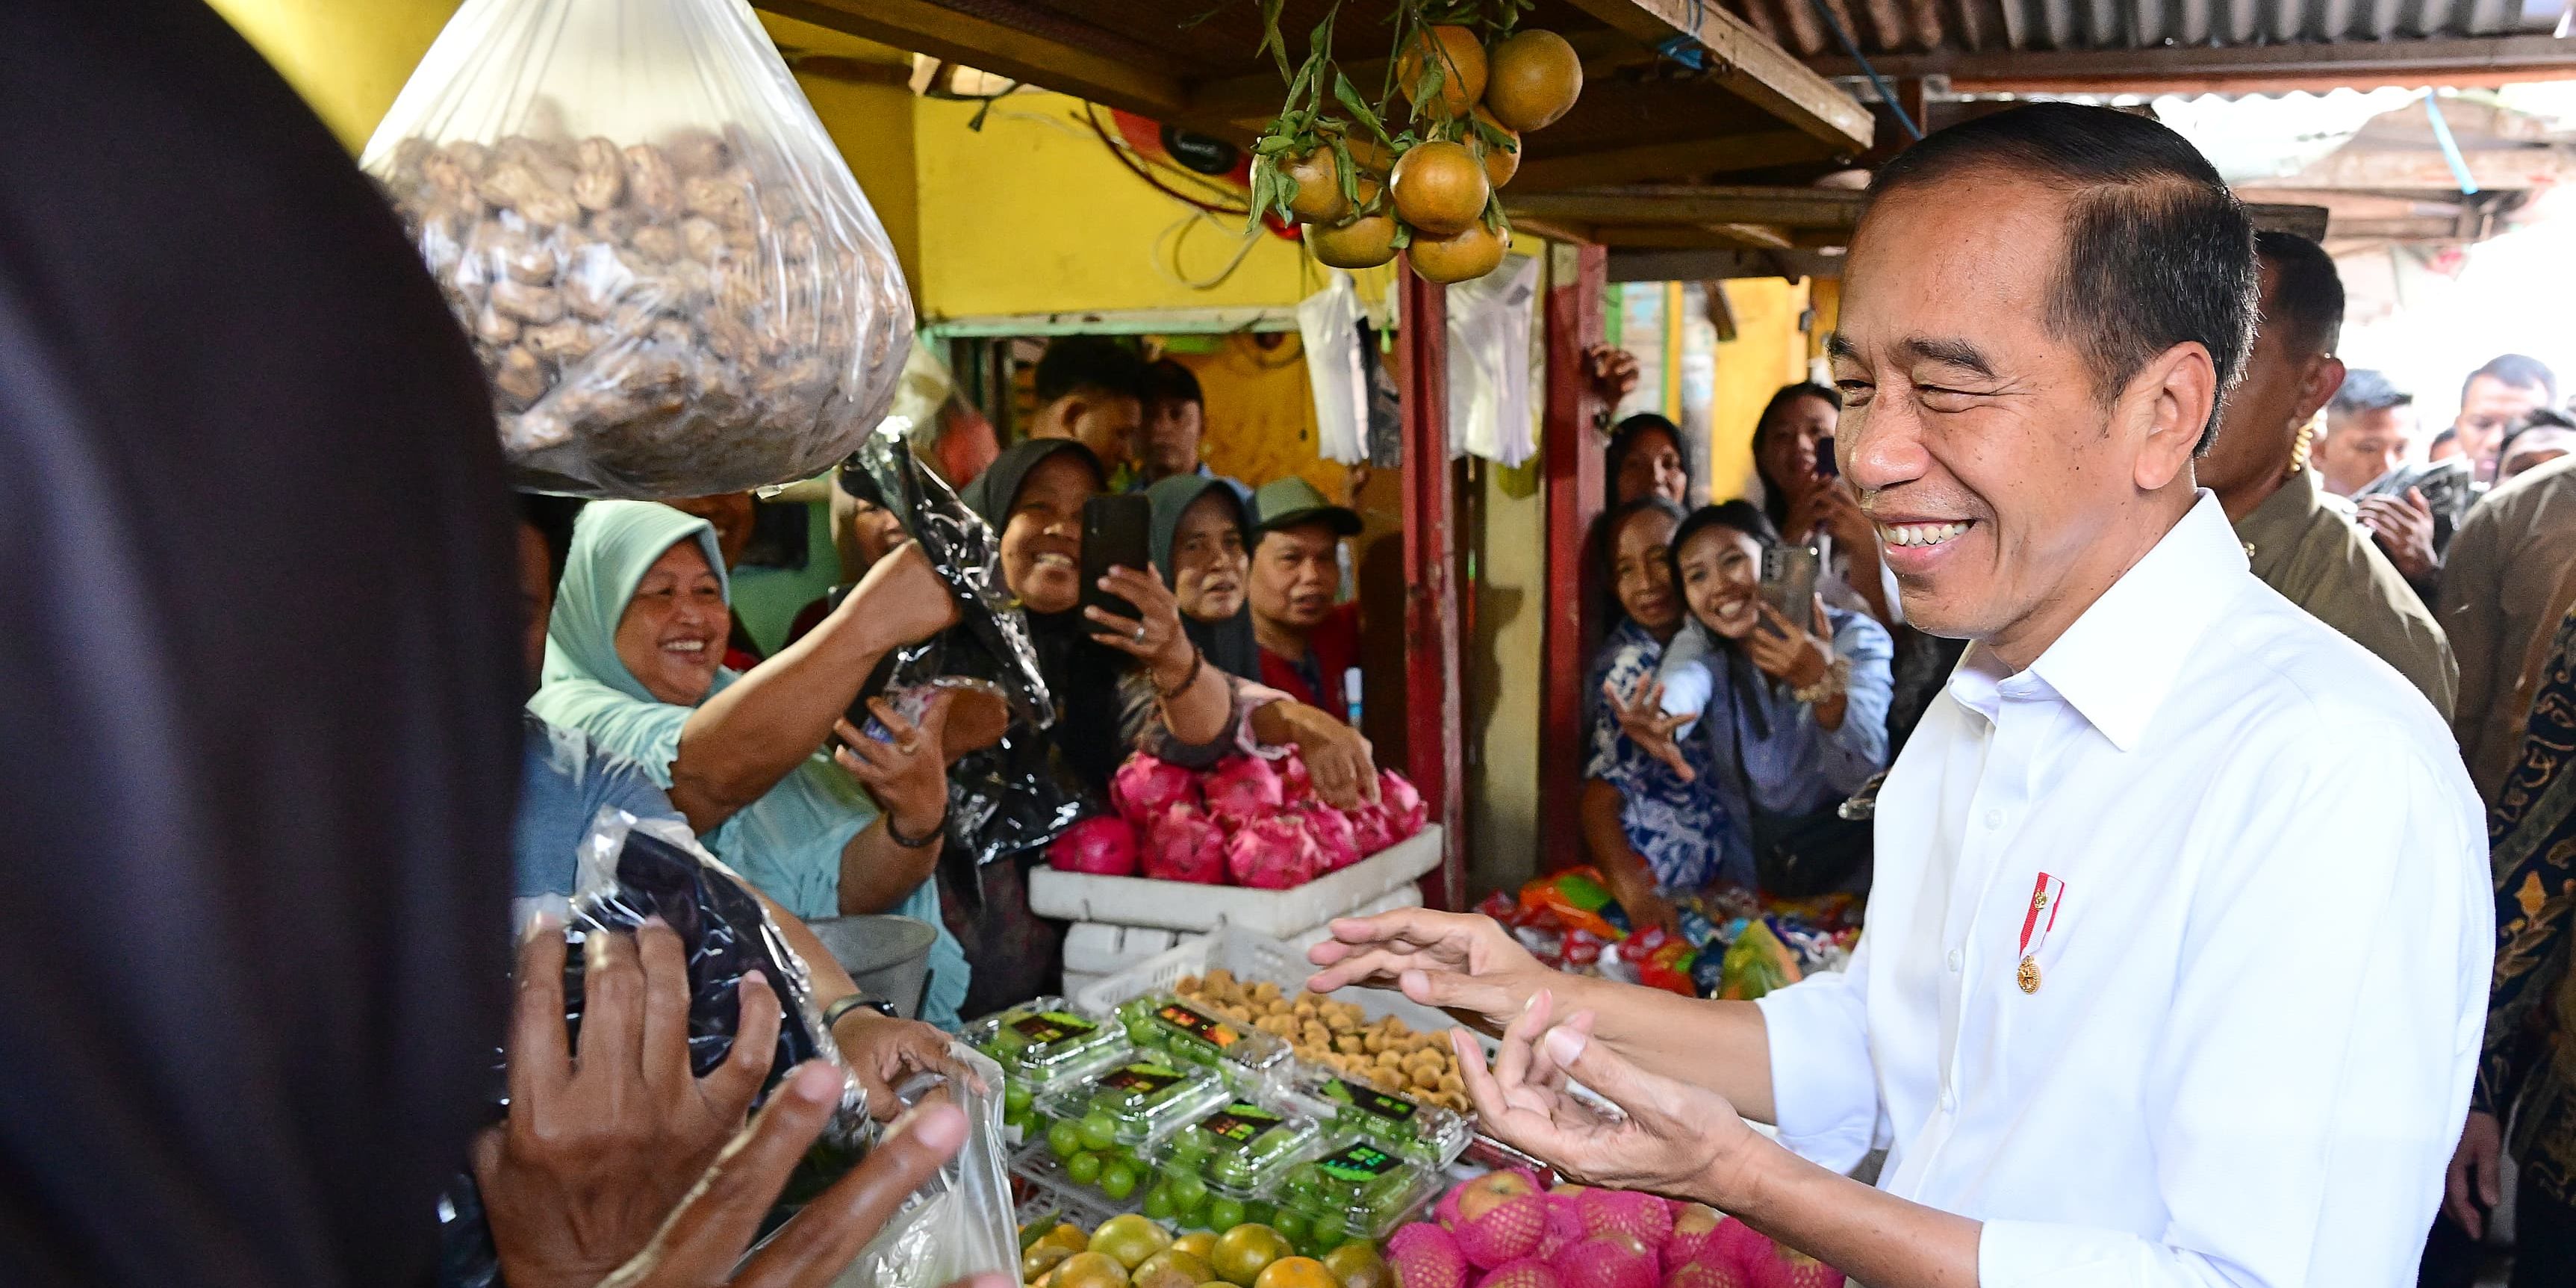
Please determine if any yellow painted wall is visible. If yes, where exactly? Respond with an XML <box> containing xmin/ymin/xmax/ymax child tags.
<box><xmin>1166</xmin><ymin>334</ymin><xmax>1352</xmax><ymax>501</ymax></box>
<box><xmin>1708</xmin><ymin>277</ymin><xmax>1814</xmax><ymax>500</ymax></box>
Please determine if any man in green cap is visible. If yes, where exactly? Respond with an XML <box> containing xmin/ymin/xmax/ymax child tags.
<box><xmin>1250</xmin><ymin>476</ymin><xmax>1364</xmax><ymax>724</ymax></box>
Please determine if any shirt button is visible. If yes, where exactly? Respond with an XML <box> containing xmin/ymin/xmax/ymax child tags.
<box><xmin>1982</xmin><ymin>809</ymin><xmax>2005</xmax><ymax>830</ymax></box>
<box><xmin>1946</xmin><ymin>948</ymin><xmax>1962</xmax><ymax>971</ymax></box>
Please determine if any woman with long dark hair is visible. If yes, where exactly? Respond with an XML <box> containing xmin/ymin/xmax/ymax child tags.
<box><xmin>1751</xmin><ymin>382</ymin><xmax>1895</xmax><ymax>630</ymax></box>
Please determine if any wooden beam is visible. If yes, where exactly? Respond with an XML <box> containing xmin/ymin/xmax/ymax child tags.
<box><xmin>1584</xmin><ymin>222</ymin><xmax>1798</xmax><ymax>248</ymax></box>
<box><xmin>1558</xmin><ymin>0</ymin><xmax>1875</xmax><ymax>153</ymax></box>
<box><xmin>1808</xmin><ymin>34</ymin><xmax>2576</xmax><ymax>94</ymax></box>
<box><xmin>2244</xmin><ymin>202</ymin><xmax>2331</xmax><ymax>241</ymax></box>
<box><xmin>758</xmin><ymin>0</ymin><xmax>1192</xmax><ymax>120</ymax></box>
<box><xmin>1510</xmin><ymin>184</ymin><xmax>1865</xmax><ymax>228</ymax></box>
<box><xmin>1537</xmin><ymin>243</ymin><xmax>1607</xmax><ymax>877</ymax></box>
<box><xmin>1513</xmin><ymin>129</ymin><xmax>1838</xmax><ymax>189</ymax></box>
<box><xmin>1398</xmin><ymin>273</ymin><xmax>1464</xmax><ymax>912</ymax></box>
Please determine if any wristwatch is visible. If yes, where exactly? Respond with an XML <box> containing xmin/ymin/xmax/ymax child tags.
<box><xmin>824</xmin><ymin>989</ymin><xmax>895</xmax><ymax>1031</ymax></box>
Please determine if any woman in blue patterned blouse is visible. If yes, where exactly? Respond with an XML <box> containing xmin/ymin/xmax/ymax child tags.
<box><xmin>1582</xmin><ymin>497</ymin><xmax>1733</xmax><ymax>932</ymax></box>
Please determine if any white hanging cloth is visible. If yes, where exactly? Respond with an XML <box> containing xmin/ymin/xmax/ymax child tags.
<box><xmin>1446</xmin><ymin>254</ymin><xmax>1540</xmax><ymax>467</ymax></box>
<box><xmin>1295</xmin><ymin>270</ymin><xmax>1371</xmax><ymax>465</ymax></box>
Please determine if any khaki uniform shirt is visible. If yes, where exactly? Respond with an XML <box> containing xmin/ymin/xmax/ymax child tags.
<box><xmin>2235</xmin><ymin>467</ymin><xmax>2458</xmax><ymax>719</ymax></box>
<box><xmin>2440</xmin><ymin>453</ymin><xmax>2576</xmax><ymax>803</ymax></box>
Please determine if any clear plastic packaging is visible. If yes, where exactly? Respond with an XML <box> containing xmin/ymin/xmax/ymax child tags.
<box><xmin>1157</xmin><ymin>1098</ymin><xmax>1325</xmax><ymax>1196</ymax></box>
<box><xmin>1116</xmin><ymin>993</ymin><xmax>1291</xmax><ymax>1083</ymax></box>
<box><xmin>1301</xmin><ymin>1071</ymin><xmax>1472</xmax><ymax>1169</ymax></box>
<box><xmin>962</xmin><ymin>997</ymin><xmax>1128</xmax><ymax>1095</ymax></box>
<box><xmin>360</xmin><ymin>0</ymin><xmax>913</xmax><ymax>498</ymax></box>
<box><xmin>1279</xmin><ymin>1139</ymin><xmax>1442</xmax><ymax>1242</ymax></box>
<box><xmin>827</xmin><ymin>1044</ymin><xmax>1018</xmax><ymax>1288</ymax></box>
<box><xmin>1045</xmin><ymin>1057</ymin><xmax>1233</xmax><ymax>1148</ymax></box>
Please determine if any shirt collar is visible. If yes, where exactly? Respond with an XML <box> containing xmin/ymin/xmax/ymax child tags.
<box><xmin>1949</xmin><ymin>491</ymin><xmax>2247</xmax><ymax>751</ymax></box>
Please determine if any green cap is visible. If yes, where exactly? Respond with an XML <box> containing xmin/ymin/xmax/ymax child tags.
<box><xmin>1251</xmin><ymin>476</ymin><xmax>1361</xmax><ymax>537</ymax></box>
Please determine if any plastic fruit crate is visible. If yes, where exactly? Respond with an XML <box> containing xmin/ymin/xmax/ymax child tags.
<box><xmin>1071</xmin><ymin>920</ymin><xmax>1498</xmax><ymax>1059</ymax></box>
<box><xmin>1028</xmin><ymin>826</ymin><xmax>1443</xmax><ymax>939</ymax></box>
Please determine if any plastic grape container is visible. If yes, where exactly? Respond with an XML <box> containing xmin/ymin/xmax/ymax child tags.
<box><xmin>1116</xmin><ymin>993</ymin><xmax>1290</xmax><ymax>1083</ymax></box>
<box><xmin>1045</xmin><ymin>1057</ymin><xmax>1233</xmax><ymax>1148</ymax></box>
<box><xmin>1304</xmin><ymin>1072</ymin><xmax>1472</xmax><ymax>1168</ymax></box>
<box><xmin>1278</xmin><ymin>1139</ymin><xmax>1440</xmax><ymax>1240</ymax></box>
<box><xmin>1157</xmin><ymin>1098</ymin><xmax>1325</xmax><ymax>1196</ymax></box>
<box><xmin>962</xmin><ymin>997</ymin><xmax>1128</xmax><ymax>1095</ymax></box>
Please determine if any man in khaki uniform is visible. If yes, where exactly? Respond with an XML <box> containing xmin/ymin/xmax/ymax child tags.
<box><xmin>2441</xmin><ymin>450</ymin><xmax>2576</xmax><ymax>802</ymax></box>
<box><xmin>2203</xmin><ymin>231</ymin><xmax>2457</xmax><ymax>715</ymax></box>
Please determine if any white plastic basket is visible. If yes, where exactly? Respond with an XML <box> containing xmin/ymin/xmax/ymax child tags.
<box><xmin>1027</xmin><ymin>826</ymin><xmax>1443</xmax><ymax>939</ymax></box>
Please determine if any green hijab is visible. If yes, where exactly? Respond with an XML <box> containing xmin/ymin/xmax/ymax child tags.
<box><xmin>543</xmin><ymin>500</ymin><xmax>734</xmax><ymax>703</ymax></box>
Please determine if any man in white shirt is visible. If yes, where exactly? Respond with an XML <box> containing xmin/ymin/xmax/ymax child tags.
<box><xmin>1306</xmin><ymin>103</ymin><xmax>2490</xmax><ymax>1287</ymax></box>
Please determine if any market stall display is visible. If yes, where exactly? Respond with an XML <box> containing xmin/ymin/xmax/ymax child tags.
<box><xmin>360</xmin><ymin>0</ymin><xmax>912</xmax><ymax>498</ymax></box>
<box><xmin>1481</xmin><ymin>871</ymin><xmax>1858</xmax><ymax>1002</ymax></box>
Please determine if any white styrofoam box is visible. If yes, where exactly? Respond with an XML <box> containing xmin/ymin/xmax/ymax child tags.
<box><xmin>1057</xmin><ymin>886</ymin><xmax>1425</xmax><ymax>986</ymax></box>
<box><xmin>1027</xmin><ymin>826</ymin><xmax>1443</xmax><ymax>938</ymax></box>
<box><xmin>1073</xmin><ymin>919</ymin><xmax>1496</xmax><ymax>1056</ymax></box>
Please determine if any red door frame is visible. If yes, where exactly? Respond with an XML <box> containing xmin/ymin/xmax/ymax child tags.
<box><xmin>1399</xmin><ymin>272</ymin><xmax>1465</xmax><ymax>912</ymax></box>
<box><xmin>1538</xmin><ymin>244</ymin><xmax>1608</xmax><ymax>874</ymax></box>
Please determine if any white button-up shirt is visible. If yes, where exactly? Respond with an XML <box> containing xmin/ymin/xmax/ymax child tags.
<box><xmin>1756</xmin><ymin>494</ymin><xmax>2492</xmax><ymax>1287</ymax></box>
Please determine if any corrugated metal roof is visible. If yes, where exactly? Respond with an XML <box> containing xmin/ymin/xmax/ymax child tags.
<box><xmin>1727</xmin><ymin>0</ymin><xmax>2570</xmax><ymax>57</ymax></box>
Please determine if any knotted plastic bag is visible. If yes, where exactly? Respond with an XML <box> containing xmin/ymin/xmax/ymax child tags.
<box><xmin>824</xmin><ymin>1046</ymin><xmax>1018</xmax><ymax>1288</ymax></box>
<box><xmin>361</xmin><ymin>0</ymin><xmax>912</xmax><ymax>498</ymax></box>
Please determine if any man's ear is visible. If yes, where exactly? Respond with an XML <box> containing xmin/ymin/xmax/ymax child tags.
<box><xmin>2294</xmin><ymin>354</ymin><xmax>2348</xmax><ymax>426</ymax></box>
<box><xmin>2127</xmin><ymin>340</ymin><xmax>2218</xmax><ymax>492</ymax></box>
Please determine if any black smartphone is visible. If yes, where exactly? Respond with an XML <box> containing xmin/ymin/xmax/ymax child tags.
<box><xmin>1080</xmin><ymin>494</ymin><xmax>1155</xmax><ymax>624</ymax></box>
<box><xmin>1760</xmin><ymin>544</ymin><xmax>1820</xmax><ymax>634</ymax></box>
<box><xmin>1814</xmin><ymin>434</ymin><xmax>1837</xmax><ymax>478</ymax></box>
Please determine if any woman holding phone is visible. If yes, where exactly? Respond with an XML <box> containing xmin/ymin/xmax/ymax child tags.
<box><xmin>1608</xmin><ymin>502</ymin><xmax>1891</xmax><ymax>891</ymax></box>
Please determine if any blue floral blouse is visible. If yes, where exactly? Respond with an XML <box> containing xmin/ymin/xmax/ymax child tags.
<box><xmin>1584</xmin><ymin>618</ymin><xmax>1740</xmax><ymax>892</ymax></box>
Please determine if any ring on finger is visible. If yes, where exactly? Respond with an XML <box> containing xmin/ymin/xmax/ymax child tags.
<box><xmin>1133</xmin><ymin>625</ymin><xmax>1148</xmax><ymax>644</ymax></box>
<box><xmin>897</xmin><ymin>740</ymin><xmax>921</xmax><ymax>756</ymax></box>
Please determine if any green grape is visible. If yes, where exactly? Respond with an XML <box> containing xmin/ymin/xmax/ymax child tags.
<box><xmin>1065</xmin><ymin>1151</ymin><xmax>1104</xmax><ymax>1186</ymax></box>
<box><xmin>1100</xmin><ymin>1159</ymin><xmax>1140</xmax><ymax>1201</ymax></box>
<box><xmin>1167</xmin><ymin>1171</ymin><xmax>1208</xmax><ymax>1213</ymax></box>
<box><xmin>1140</xmin><ymin>1183</ymin><xmax>1177</xmax><ymax>1221</ymax></box>
<box><xmin>1046</xmin><ymin>1119</ymin><xmax>1083</xmax><ymax>1160</ymax></box>
<box><xmin>1125</xmin><ymin>1022</ymin><xmax>1158</xmax><ymax>1046</ymax></box>
<box><xmin>1272</xmin><ymin>1208</ymin><xmax>1310</xmax><ymax>1245</ymax></box>
<box><xmin>1308</xmin><ymin>1210</ymin><xmax>1349</xmax><ymax>1250</ymax></box>
<box><xmin>1205</xmin><ymin>1196</ymin><xmax>1246</xmax><ymax>1232</ymax></box>
<box><xmin>1077</xmin><ymin>1113</ymin><xmax>1119</xmax><ymax>1152</ymax></box>
<box><xmin>1004</xmin><ymin>1083</ymin><xmax>1034</xmax><ymax>1114</ymax></box>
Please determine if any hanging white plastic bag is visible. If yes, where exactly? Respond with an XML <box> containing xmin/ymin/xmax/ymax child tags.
<box><xmin>1297</xmin><ymin>271</ymin><xmax>1370</xmax><ymax>466</ymax></box>
<box><xmin>1447</xmin><ymin>254</ymin><xmax>1540</xmax><ymax>467</ymax></box>
<box><xmin>824</xmin><ymin>1045</ymin><xmax>1018</xmax><ymax>1288</ymax></box>
<box><xmin>361</xmin><ymin>0</ymin><xmax>914</xmax><ymax>499</ymax></box>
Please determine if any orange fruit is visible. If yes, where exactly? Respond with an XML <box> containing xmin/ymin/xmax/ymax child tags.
<box><xmin>1390</xmin><ymin>141</ymin><xmax>1489</xmax><ymax>237</ymax></box>
<box><xmin>1054</xmin><ymin>1252</ymin><xmax>1133</xmax><ymax>1288</ymax></box>
<box><xmin>1307</xmin><ymin>216</ymin><xmax>1397</xmax><ymax>270</ymax></box>
<box><xmin>1211</xmin><ymin>1224</ymin><xmax>1294</xmax><ymax>1288</ymax></box>
<box><xmin>1484</xmin><ymin>29</ymin><xmax>1583</xmax><ymax>131</ymax></box>
<box><xmin>1320</xmin><ymin>1243</ymin><xmax>1392</xmax><ymax>1288</ymax></box>
<box><xmin>1173</xmin><ymin>1232</ymin><xmax>1219</xmax><ymax>1262</ymax></box>
<box><xmin>1472</xmin><ymin>106</ymin><xmax>1520</xmax><ymax>188</ymax></box>
<box><xmin>1254</xmin><ymin>1257</ymin><xmax>1338</xmax><ymax>1288</ymax></box>
<box><xmin>1135</xmin><ymin>1250</ymin><xmax>1216</xmax><ymax>1288</ymax></box>
<box><xmin>1282</xmin><ymin>147</ymin><xmax>1351</xmax><ymax>223</ymax></box>
<box><xmin>1407</xmin><ymin>223</ymin><xmax>1508</xmax><ymax>284</ymax></box>
<box><xmin>1342</xmin><ymin>132</ymin><xmax>1396</xmax><ymax>177</ymax></box>
<box><xmin>1093</xmin><ymin>1216</ymin><xmax>1174</xmax><ymax>1271</ymax></box>
<box><xmin>1396</xmin><ymin>25</ymin><xmax>1487</xmax><ymax>118</ymax></box>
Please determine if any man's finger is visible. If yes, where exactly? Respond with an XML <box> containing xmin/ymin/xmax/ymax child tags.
<box><xmin>635</xmin><ymin>918</ymin><xmax>694</xmax><ymax>1095</ymax></box>
<box><xmin>733</xmin><ymin>1102</ymin><xmax>971</xmax><ymax>1288</ymax></box>
<box><xmin>578</xmin><ymin>927</ymin><xmax>647</xmax><ymax>1086</ymax></box>
<box><xmin>2477</xmin><ymin>1151</ymin><xmax>2503</xmax><ymax>1208</ymax></box>
<box><xmin>505</xmin><ymin>914</ymin><xmax>571</xmax><ymax>1109</ymax></box>
<box><xmin>628</xmin><ymin>1061</ymin><xmax>848</xmax><ymax>1285</ymax></box>
<box><xmin>703</xmin><ymin>969</ymin><xmax>783</xmax><ymax>1121</ymax></box>
<box><xmin>1493</xmin><ymin>989</ymin><xmax>1554</xmax><ymax>1092</ymax></box>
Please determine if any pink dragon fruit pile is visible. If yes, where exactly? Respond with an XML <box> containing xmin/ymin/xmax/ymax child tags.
<box><xmin>1045</xmin><ymin>750</ymin><xmax>1428</xmax><ymax>889</ymax></box>
<box><xmin>1387</xmin><ymin>1186</ymin><xmax>1846</xmax><ymax>1288</ymax></box>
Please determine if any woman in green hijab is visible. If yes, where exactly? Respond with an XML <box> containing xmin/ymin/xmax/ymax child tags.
<box><xmin>530</xmin><ymin>500</ymin><xmax>972</xmax><ymax>1027</ymax></box>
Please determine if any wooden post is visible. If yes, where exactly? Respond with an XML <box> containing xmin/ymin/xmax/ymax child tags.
<box><xmin>1400</xmin><ymin>270</ymin><xmax>1465</xmax><ymax>912</ymax></box>
<box><xmin>1538</xmin><ymin>243</ymin><xmax>1608</xmax><ymax>875</ymax></box>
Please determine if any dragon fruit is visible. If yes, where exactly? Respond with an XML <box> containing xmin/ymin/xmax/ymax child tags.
<box><xmin>1552</xmin><ymin>1235</ymin><xmax>1657</xmax><ymax>1288</ymax></box>
<box><xmin>1279</xmin><ymin>752</ymin><xmax>1314</xmax><ymax>802</ymax></box>
<box><xmin>1351</xmin><ymin>801</ymin><xmax>1401</xmax><ymax>856</ymax></box>
<box><xmin>1301</xmin><ymin>801</ymin><xmax>1363</xmax><ymax>873</ymax></box>
<box><xmin>1579</xmin><ymin>1189</ymin><xmax>1674</xmax><ymax>1251</ymax></box>
<box><xmin>1225</xmin><ymin>813</ymin><xmax>1319</xmax><ymax>889</ymax></box>
<box><xmin>1389</xmin><ymin>1224</ymin><xmax>1470</xmax><ymax>1288</ymax></box>
<box><xmin>1140</xmin><ymin>803</ymin><xmax>1228</xmax><ymax>883</ymax></box>
<box><xmin>1475</xmin><ymin>1260</ymin><xmax>1562</xmax><ymax>1288</ymax></box>
<box><xmin>1534</xmin><ymin>1192</ymin><xmax>1587</xmax><ymax>1261</ymax></box>
<box><xmin>1111</xmin><ymin>753</ymin><xmax>1200</xmax><ymax>826</ymax></box>
<box><xmin>1045</xmin><ymin>814</ymin><xmax>1137</xmax><ymax>876</ymax></box>
<box><xmin>1380</xmin><ymin>769</ymin><xmax>1428</xmax><ymax>838</ymax></box>
<box><xmin>1664</xmin><ymin>1264</ymin><xmax>1752</xmax><ymax>1288</ymax></box>
<box><xmin>1203</xmin><ymin>753</ymin><xmax>1285</xmax><ymax>822</ymax></box>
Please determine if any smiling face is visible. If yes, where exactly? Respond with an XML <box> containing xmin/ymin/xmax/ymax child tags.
<box><xmin>1171</xmin><ymin>491</ymin><xmax>1248</xmax><ymax>622</ymax></box>
<box><xmin>612</xmin><ymin>538</ymin><xmax>727</xmax><ymax>706</ymax></box>
<box><xmin>1000</xmin><ymin>452</ymin><xmax>1101</xmax><ymax>615</ymax></box>
<box><xmin>1676</xmin><ymin>523</ymin><xmax>1763</xmax><ymax>641</ymax></box>
<box><xmin>1755</xmin><ymin>393</ymin><xmax>1838</xmax><ymax>501</ymax></box>
<box><xmin>1829</xmin><ymin>174</ymin><xmax>2213</xmax><ymax>662</ymax></box>
<box><xmin>1615</xmin><ymin>426</ymin><xmax>1688</xmax><ymax>506</ymax></box>
<box><xmin>1611</xmin><ymin>507</ymin><xmax>1683</xmax><ymax>635</ymax></box>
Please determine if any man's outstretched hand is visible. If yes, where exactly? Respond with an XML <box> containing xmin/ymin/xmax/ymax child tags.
<box><xmin>1306</xmin><ymin>909</ymin><xmax>1555</xmax><ymax>1036</ymax></box>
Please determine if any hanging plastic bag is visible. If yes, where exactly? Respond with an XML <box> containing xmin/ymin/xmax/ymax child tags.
<box><xmin>435</xmin><ymin>808</ymin><xmax>875</xmax><ymax>1287</ymax></box>
<box><xmin>845</xmin><ymin>428</ymin><xmax>1083</xmax><ymax>867</ymax></box>
<box><xmin>361</xmin><ymin>0</ymin><xmax>913</xmax><ymax>499</ymax></box>
<box><xmin>1298</xmin><ymin>272</ymin><xmax>1370</xmax><ymax>466</ymax></box>
<box><xmin>824</xmin><ymin>1045</ymin><xmax>1018</xmax><ymax>1288</ymax></box>
<box><xmin>1447</xmin><ymin>254</ymin><xmax>1540</xmax><ymax>467</ymax></box>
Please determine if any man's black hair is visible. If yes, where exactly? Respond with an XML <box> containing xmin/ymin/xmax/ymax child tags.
<box><xmin>1142</xmin><ymin>358</ymin><xmax>1203</xmax><ymax>409</ymax></box>
<box><xmin>2253</xmin><ymin>230</ymin><xmax>2343</xmax><ymax>358</ymax></box>
<box><xmin>515</xmin><ymin>492</ymin><xmax>585</xmax><ymax>585</ymax></box>
<box><xmin>1864</xmin><ymin>102</ymin><xmax>2257</xmax><ymax>454</ymax></box>
<box><xmin>2463</xmin><ymin>353</ymin><xmax>2557</xmax><ymax>405</ymax></box>
<box><xmin>2332</xmin><ymin>368</ymin><xmax>2412</xmax><ymax>417</ymax></box>
<box><xmin>2499</xmin><ymin>407</ymin><xmax>2576</xmax><ymax>468</ymax></box>
<box><xmin>1035</xmin><ymin>335</ymin><xmax>1151</xmax><ymax>405</ymax></box>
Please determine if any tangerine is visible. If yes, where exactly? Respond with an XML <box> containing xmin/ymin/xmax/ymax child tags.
<box><xmin>1054</xmin><ymin>1252</ymin><xmax>1133</xmax><ymax>1288</ymax></box>
<box><xmin>1211</xmin><ymin>1223</ymin><xmax>1295</xmax><ymax>1287</ymax></box>
<box><xmin>1406</xmin><ymin>223</ymin><xmax>1508</xmax><ymax>284</ymax></box>
<box><xmin>1254</xmin><ymin>1256</ymin><xmax>1339</xmax><ymax>1288</ymax></box>
<box><xmin>1484</xmin><ymin>29</ymin><xmax>1582</xmax><ymax>131</ymax></box>
<box><xmin>1283</xmin><ymin>147</ymin><xmax>1351</xmax><ymax>223</ymax></box>
<box><xmin>1396</xmin><ymin>25</ymin><xmax>1487</xmax><ymax>118</ymax></box>
<box><xmin>1471</xmin><ymin>107</ymin><xmax>1521</xmax><ymax>188</ymax></box>
<box><xmin>1390</xmin><ymin>141</ymin><xmax>1489</xmax><ymax>237</ymax></box>
<box><xmin>1319</xmin><ymin>1243</ymin><xmax>1391</xmax><ymax>1288</ymax></box>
